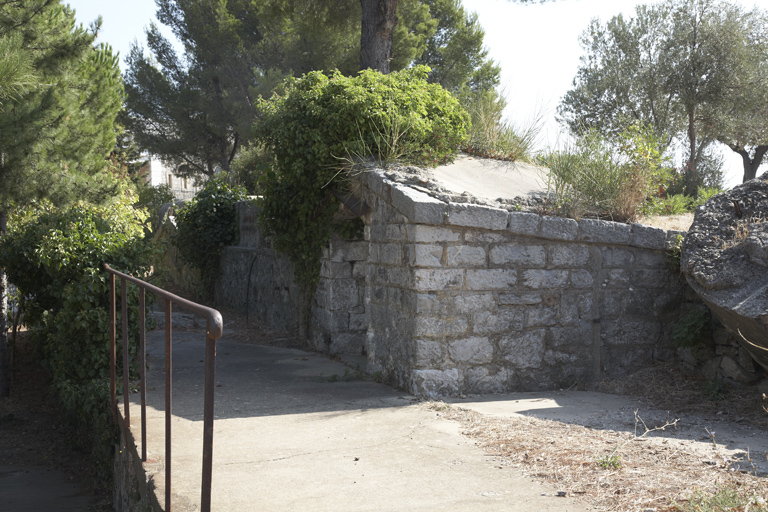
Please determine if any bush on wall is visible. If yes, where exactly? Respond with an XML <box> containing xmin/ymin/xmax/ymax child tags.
<box><xmin>172</xmin><ymin>176</ymin><xmax>249</xmax><ymax>298</ymax></box>
<box><xmin>0</xmin><ymin>195</ymin><xmax>153</xmax><ymax>479</ymax></box>
<box><xmin>254</xmin><ymin>66</ymin><xmax>470</xmax><ymax>291</ymax></box>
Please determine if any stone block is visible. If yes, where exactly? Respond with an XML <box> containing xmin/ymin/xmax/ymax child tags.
<box><xmin>630</xmin><ymin>223</ymin><xmax>668</xmax><ymax>250</ymax></box>
<box><xmin>448</xmin><ymin>337</ymin><xmax>494</xmax><ymax>365</ymax></box>
<box><xmin>526</xmin><ymin>306</ymin><xmax>559</xmax><ymax>327</ymax></box>
<box><xmin>385</xmin><ymin>224</ymin><xmax>407</xmax><ymax>241</ymax></box>
<box><xmin>541</xmin><ymin>216</ymin><xmax>578</xmax><ymax>241</ymax></box>
<box><xmin>601</xmin><ymin>247</ymin><xmax>635</xmax><ymax>268</ymax></box>
<box><xmin>446</xmin><ymin>245</ymin><xmax>487</xmax><ymax>267</ymax></box>
<box><xmin>454</xmin><ymin>293</ymin><xmax>496</xmax><ymax>313</ymax></box>
<box><xmin>446</xmin><ymin>202</ymin><xmax>508</xmax><ymax>230</ymax></box>
<box><xmin>379</xmin><ymin>243</ymin><xmax>404</xmax><ymax>266</ymax></box>
<box><xmin>364</xmin><ymin>171</ymin><xmax>392</xmax><ymax>200</ymax></box>
<box><xmin>500</xmin><ymin>330</ymin><xmax>545</xmax><ymax>368</ymax></box>
<box><xmin>490</xmin><ymin>245</ymin><xmax>546</xmax><ymax>267</ymax></box>
<box><xmin>548</xmin><ymin>245</ymin><xmax>590</xmax><ymax>268</ymax></box>
<box><xmin>522</xmin><ymin>269</ymin><xmax>569</xmax><ymax>289</ymax></box>
<box><xmin>570</xmin><ymin>270</ymin><xmax>594</xmax><ymax>288</ymax></box>
<box><xmin>416</xmin><ymin>293</ymin><xmax>495</xmax><ymax>316</ymax></box>
<box><xmin>465</xmin><ymin>269</ymin><xmax>517</xmax><ymax>290</ymax></box>
<box><xmin>412</xmin><ymin>269</ymin><xmax>464</xmax><ymax>291</ymax></box>
<box><xmin>349</xmin><ymin>313</ymin><xmax>367</xmax><ymax>331</ymax></box>
<box><xmin>578</xmin><ymin>219</ymin><xmax>631</xmax><ymax>244</ymax></box>
<box><xmin>320</xmin><ymin>260</ymin><xmax>352</xmax><ymax>279</ymax></box>
<box><xmin>600</xmin><ymin>290</ymin><xmax>626</xmax><ymax>317</ymax></box>
<box><xmin>466</xmin><ymin>368</ymin><xmax>509</xmax><ymax>394</ymax></box>
<box><xmin>414</xmin><ymin>338</ymin><xmax>444</xmax><ymax>367</ymax></box>
<box><xmin>329</xmin><ymin>332</ymin><xmax>365</xmax><ymax>355</ymax></box>
<box><xmin>407</xmin><ymin>244</ymin><xmax>443</xmax><ymax>267</ymax></box>
<box><xmin>390</xmin><ymin>183</ymin><xmax>447</xmax><ymax>224</ymax></box>
<box><xmin>634</xmin><ymin>250</ymin><xmax>666</xmax><ymax>269</ymax></box>
<box><xmin>499</xmin><ymin>293</ymin><xmax>542</xmax><ymax>305</ymax></box>
<box><xmin>352</xmin><ymin>261</ymin><xmax>367</xmax><ymax>279</ymax></box>
<box><xmin>330</xmin><ymin>239</ymin><xmax>369</xmax><ymax>262</ymax></box>
<box><xmin>406</xmin><ymin>224</ymin><xmax>461</xmax><ymax>243</ymax></box>
<box><xmin>507</xmin><ymin>212</ymin><xmax>541</xmax><ymax>236</ymax></box>
<box><xmin>473</xmin><ymin>309</ymin><xmax>524</xmax><ymax>335</ymax></box>
<box><xmin>328</xmin><ymin>278</ymin><xmax>360</xmax><ymax>311</ymax></box>
<box><xmin>559</xmin><ymin>294</ymin><xmax>593</xmax><ymax>325</ymax></box>
<box><xmin>605</xmin><ymin>269</ymin><xmax>629</xmax><ymax>287</ymax></box>
<box><xmin>601</xmin><ymin>320</ymin><xmax>661</xmax><ymax>346</ymax></box>
<box><xmin>547</xmin><ymin>324</ymin><xmax>593</xmax><ymax>349</ymax></box>
<box><xmin>465</xmin><ymin>231</ymin><xmax>509</xmax><ymax>243</ymax></box>
<box><xmin>410</xmin><ymin>369</ymin><xmax>460</xmax><ymax>398</ymax></box>
<box><xmin>720</xmin><ymin>356</ymin><xmax>762</xmax><ymax>385</ymax></box>
<box><xmin>414</xmin><ymin>315</ymin><xmax>469</xmax><ymax>338</ymax></box>
<box><xmin>631</xmin><ymin>269</ymin><xmax>670</xmax><ymax>288</ymax></box>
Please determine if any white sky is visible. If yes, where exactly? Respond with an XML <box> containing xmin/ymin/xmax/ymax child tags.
<box><xmin>66</xmin><ymin>0</ymin><xmax>762</xmax><ymax>188</ymax></box>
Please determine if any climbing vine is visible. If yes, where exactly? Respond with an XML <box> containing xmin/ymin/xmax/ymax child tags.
<box><xmin>254</xmin><ymin>66</ymin><xmax>470</xmax><ymax>289</ymax></box>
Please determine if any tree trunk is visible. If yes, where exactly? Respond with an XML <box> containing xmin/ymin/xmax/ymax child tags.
<box><xmin>685</xmin><ymin>108</ymin><xmax>698</xmax><ymax>197</ymax></box>
<box><xmin>730</xmin><ymin>144</ymin><xmax>768</xmax><ymax>183</ymax></box>
<box><xmin>360</xmin><ymin>0</ymin><xmax>399</xmax><ymax>73</ymax></box>
<box><xmin>0</xmin><ymin>209</ymin><xmax>8</xmax><ymax>398</ymax></box>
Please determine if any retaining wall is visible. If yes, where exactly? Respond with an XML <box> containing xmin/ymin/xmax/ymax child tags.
<box><xmin>360</xmin><ymin>170</ymin><xmax>686</xmax><ymax>396</ymax></box>
<box><xmin>215</xmin><ymin>170</ymin><xmax>687</xmax><ymax>397</ymax></box>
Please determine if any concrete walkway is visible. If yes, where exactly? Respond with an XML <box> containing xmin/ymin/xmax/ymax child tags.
<box><xmin>128</xmin><ymin>329</ymin><xmax>591</xmax><ymax>511</ymax></box>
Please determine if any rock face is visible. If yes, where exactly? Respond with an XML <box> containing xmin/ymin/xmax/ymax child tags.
<box><xmin>681</xmin><ymin>174</ymin><xmax>768</xmax><ymax>373</ymax></box>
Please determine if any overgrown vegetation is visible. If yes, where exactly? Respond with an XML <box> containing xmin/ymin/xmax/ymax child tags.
<box><xmin>676</xmin><ymin>488</ymin><xmax>768</xmax><ymax>511</ymax></box>
<box><xmin>0</xmin><ymin>194</ymin><xmax>153</xmax><ymax>479</ymax></box>
<box><xmin>173</xmin><ymin>176</ymin><xmax>249</xmax><ymax>297</ymax></box>
<box><xmin>541</xmin><ymin>124</ymin><xmax>670</xmax><ymax>222</ymax></box>
<box><xmin>254</xmin><ymin>66</ymin><xmax>469</xmax><ymax>290</ymax></box>
<box><xmin>463</xmin><ymin>90</ymin><xmax>542</xmax><ymax>162</ymax></box>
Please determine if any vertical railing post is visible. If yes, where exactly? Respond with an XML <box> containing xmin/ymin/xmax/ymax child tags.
<box><xmin>109</xmin><ymin>273</ymin><xmax>117</xmax><ymax>423</ymax></box>
<box><xmin>165</xmin><ymin>299</ymin><xmax>173</xmax><ymax>512</ymax></box>
<box><xmin>121</xmin><ymin>278</ymin><xmax>130</xmax><ymax>446</ymax></box>
<box><xmin>201</xmin><ymin>332</ymin><xmax>216</xmax><ymax>512</ymax></box>
<box><xmin>139</xmin><ymin>287</ymin><xmax>147</xmax><ymax>462</ymax></box>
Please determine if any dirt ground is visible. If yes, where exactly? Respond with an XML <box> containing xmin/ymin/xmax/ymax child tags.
<box><xmin>0</xmin><ymin>331</ymin><xmax>113</xmax><ymax>511</ymax></box>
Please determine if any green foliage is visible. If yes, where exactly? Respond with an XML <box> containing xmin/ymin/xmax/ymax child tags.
<box><xmin>255</xmin><ymin>66</ymin><xmax>469</xmax><ymax>288</ymax></box>
<box><xmin>558</xmin><ymin>0</ymin><xmax>768</xmax><ymax>187</ymax></box>
<box><xmin>672</xmin><ymin>306</ymin><xmax>710</xmax><ymax>348</ymax></box>
<box><xmin>136</xmin><ymin>184</ymin><xmax>175</xmax><ymax>234</ymax></box>
<box><xmin>643</xmin><ymin>187</ymin><xmax>723</xmax><ymax>217</ymax></box>
<box><xmin>0</xmin><ymin>197</ymin><xmax>153</xmax><ymax>479</ymax></box>
<box><xmin>0</xmin><ymin>1</ymin><xmax>123</xmax><ymax>211</ymax></box>
<box><xmin>173</xmin><ymin>176</ymin><xmax>249</xmax><ymax>296</ymax></box>
<box><xmin>667</xmin><ymin>233</ymin><xmax>685</xmax><ymax>273</ymax></box>
<box><xmin>676</xmin><ymin>488</ymin><xmax>768</xmax><ymax>511</ymax></box>
<box><xmin>541</xmin><ymin>123</ymin><xmax>670</xmax><ymax>222</ymax></box>
<box><xmin>596</xmin><ymin>453</ymin><xmax>622</xmax><ymax>469</ymax></box>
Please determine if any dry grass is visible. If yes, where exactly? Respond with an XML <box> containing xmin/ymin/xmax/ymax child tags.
<box><xmin>423</xmin><ymin>363</ymin><xmax>768</xmax><ymax>512</ymax></box>
<box><xmin>424</xmin><ymin>401</ymin><xmax>767</xmax><ymax>512</ymax></box>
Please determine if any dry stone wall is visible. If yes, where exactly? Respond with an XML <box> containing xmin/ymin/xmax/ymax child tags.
<box><xmin>361</xmin><ymin>170</ymin><xmax>686</xmax><ymax>397</ymax></box>
<box><xmin>214</xmin><ymin>201</ymin><xmax>367</xmax><ymax>355</ymax></box>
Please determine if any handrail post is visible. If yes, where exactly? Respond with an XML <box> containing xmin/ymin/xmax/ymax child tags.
<box><xmin>121</xmin><ymin>278</ymin><xmax>130</xmax><ymax>446</ymax></box>
<box><xmin>201</xmin><ymin>332</ymin><xmax>216</xmax><ymax>512</ymax></box>
<box><xmin>165</xmin><ymin>298</ymin><xmax>172</xmax><ymax>512</ymax></box>
<box><xmin>139</xmin><ymin>287</ymin><xmax>147</xmax><ymax>462</ymax></box>
<box><xmin>109</xmin><ymin>273</ymin><xmax>117</xmax><ymax>424</ymax></box>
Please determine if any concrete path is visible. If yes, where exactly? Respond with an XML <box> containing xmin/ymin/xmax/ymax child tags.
<box><xmin>129</xmin><ymin>330</ymin><xmax>591</xmax><ymax>511</ymax></box>
<box><xmin>0</xmin><ymin>465</ymin><xmax>92</xmax><ymax>511</ymax></box>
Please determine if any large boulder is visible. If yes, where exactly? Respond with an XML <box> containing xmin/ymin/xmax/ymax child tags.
<box><xmin>681</xmin><ymin>174</ymin><xmax>768</xmax><ymax>373</ymax></box>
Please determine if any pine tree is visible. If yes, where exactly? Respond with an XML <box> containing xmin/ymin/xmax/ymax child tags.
<box><xmin>0</xmin><ymin>0</ymin><xmax>123</xmax><ymax>397</ymax></box>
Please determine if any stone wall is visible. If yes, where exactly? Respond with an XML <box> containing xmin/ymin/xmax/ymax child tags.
<box><xmin>361</xmin><ymin>170</ymin><xmax>686</xmax><ymax>396</ymax></box>
<box><xmin>214</xmin><ymin>201</ymin><xmax>368</xmax><ymax>355</ymax></box>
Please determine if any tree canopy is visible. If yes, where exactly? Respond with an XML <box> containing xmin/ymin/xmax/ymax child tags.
<box><xmin>124</xmin><ymin>0</ymin><xmax>500</xmax><ymax>181</ymax></box>
<box><xmin>0</xmin><ymin>0</ymin><xmax>124</xmax><ymax>397</ymax></box>
<box><xmin>558</xmin><ymin>0</ymin><xmax>768</xmax><ymax>191</ymax></box>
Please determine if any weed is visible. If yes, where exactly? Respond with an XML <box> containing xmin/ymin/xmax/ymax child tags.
<box><xmin>596</xmin><ymin>410</ymin><xmax>678</xmax><ymax>470</ymax></box>
<box><xmin>667</xmin><ymin>233</ymin><xmax>685</xmax><ymax>273</ymax></box>
<box><xmin>675</xmin><ymin>487</ymin><xmax>768</xmax><ymax>511</ymax></box>
<box><xmin>672</xmin><ymin>306</ymin><xmax>710</xmax><ymax>348</ymax></box>
<box><xmin>596</xmin><ymin>453</ymin><xmax>622</xmax><ymax>469</ymax></box>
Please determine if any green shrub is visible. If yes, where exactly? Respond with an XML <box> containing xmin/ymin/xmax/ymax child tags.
<box><xmin>135</xmin><ymin>183</ymin><xmax>175</xmax><ymax>234</ymax></box>
<box><xmin>173</xmin><ymin>176</ymin><xmax>249</xmax><ymax>297</ymax></box>
<box><xmin>254</xmin><ymin>66</ymin><xmax>469</xmax><ymax>290</ymax></box>
<box><xmin>541</xmin><ymin>124</ymin><xmax>670</xmax><ymax>222</ymax></box>
<box><xmin>0</xmin><ymin>197</ymin><xmax>153</xmax><ymax>479</ymax></box>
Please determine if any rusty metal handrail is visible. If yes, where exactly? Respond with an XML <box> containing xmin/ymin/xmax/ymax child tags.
<box><xmin>104</xmin><ymin>263</ymin><xmax>223</xmax><ymax>512</ymax></box>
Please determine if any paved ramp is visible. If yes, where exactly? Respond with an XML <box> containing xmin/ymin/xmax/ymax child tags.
<box><xmin>128</xmin><ymin>330</ymin><xmax>590</xmax><ymax>511</ymax></box>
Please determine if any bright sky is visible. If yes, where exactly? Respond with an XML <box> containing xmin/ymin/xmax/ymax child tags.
<box><xmin>66</xmin><ymin>0</ymin><xmax>757</xmax><ymax>188</ymax></box>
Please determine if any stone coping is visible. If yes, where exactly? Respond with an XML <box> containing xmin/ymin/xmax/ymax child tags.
<box><xmin>365</xmin><ymin>170</ymin><xmax>683</xmax><ymax>251</ymax></box>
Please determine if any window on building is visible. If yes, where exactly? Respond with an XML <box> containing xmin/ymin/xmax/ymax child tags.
<box><xmin>168</xmin><ymin>174</ymin><xmax>173</xmax><ymax>188</ymax></box>
<box><xmin>183</xmin><ymin>177</ymin><xmax>188</xmax><ymax>189</ymax></box>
